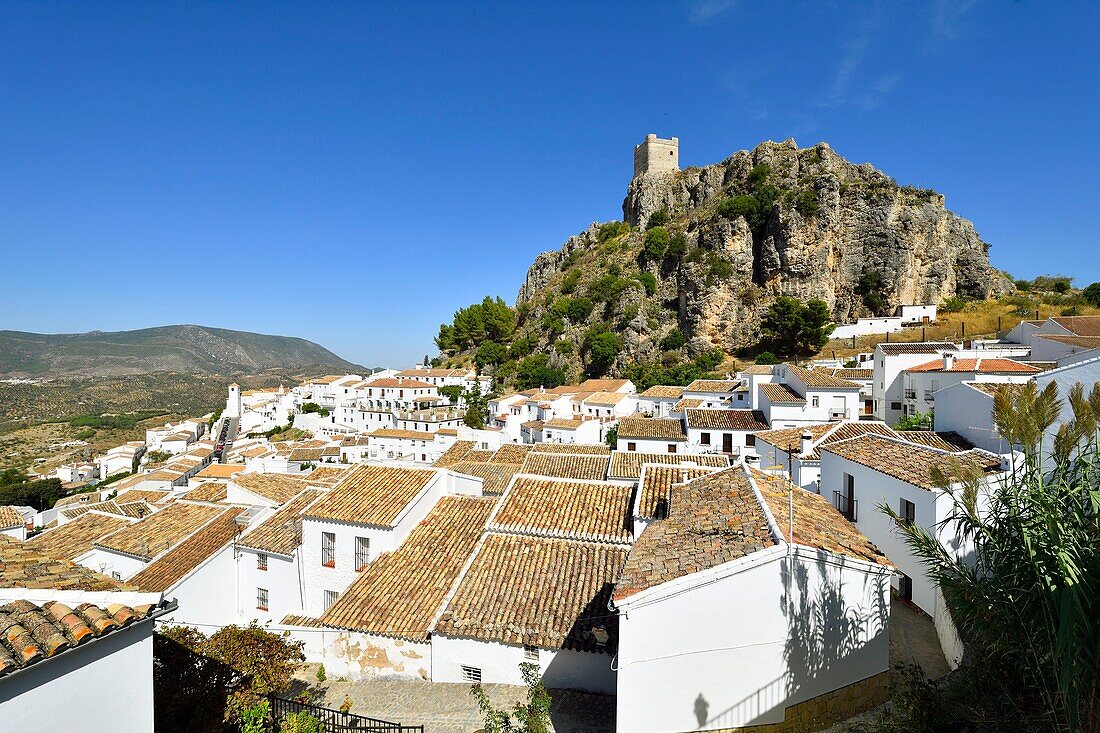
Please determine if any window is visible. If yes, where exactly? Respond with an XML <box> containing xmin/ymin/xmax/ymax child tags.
<box><xmin>321</xmin><ymin>532</ymin><xmax>336</xmax><ymax>567</ymax></box>
<box><xmin>257</xmin><ymin>587</ymin><xmax>269</xmax><ymax>611</ymax></box>
<box><xmin>257</xmin><ymin>552</ymin><xmax>268</xmax><ymax>571</ymax></box>
<box><xmin>355</xmin><ymin>536</ymin><xmax>370</xmax><ymax>571</ymax></box>
<box><xmin>745</xmin><ymin>434</ymin><xmax>756</xmax><ymax>447</ymax></box>
<box><xmin>811</xmin><ymin>396</ymin><xmax>820</xmax><ymax>408</ymax></box>
<box><xmin>700</xmin><ymin>432</ymin><xmax>711</xmax><ymax>445</ymax></box>
<box><xmin>899</xmin><ymin>573</ymin><xmax>913</xmax><ymax>601</ymax></box>
<box><xmin>900</xmin><ymin>498</ymin><xmax>916</xmax><ymax>527</ymax></box>
<box><xmin>324</xmin><ymin>590</ymin><xmax>338</xmax><ymax>611</ymax></box>
<box><xmin>890</xmin><ymin>402</ymin><xmax>902</xmax><ymax>411</ymax></box>
<box><xmin>524</xmin><ymin>645</ymin><xmax>539</xmax><ymax>661</ymax></box>
<box><xmin>112</xmin><ymin>572</ymin><xmax>122</xmax><ymax>581</ymax></box>
<box><xmin>667</xmin><ymin>444</ymin><xmax>677</xmax><ymax>454</ymax></box>
<box><xmin>461</xmin><ymin>665</ymin><xmax>482</xmax><ymax>683</ymax></box>
<box><xmin>627</xmin><ymin>442</ymin><xmax>636</xmax><ymax>452</ymax></box>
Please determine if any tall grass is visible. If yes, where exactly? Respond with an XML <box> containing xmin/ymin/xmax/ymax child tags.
<box><xmin>885</xmin><ymin>382</ymin><xmax>1099</xmax><ymax>732</ymax></box>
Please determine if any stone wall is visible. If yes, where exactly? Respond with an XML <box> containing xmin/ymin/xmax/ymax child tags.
<box><xmin>714</xmin><ymin>671</ymin><xmax>891</xmax><ymax>733</ymax></box>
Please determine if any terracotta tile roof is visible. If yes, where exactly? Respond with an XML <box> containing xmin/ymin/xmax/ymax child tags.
<box><xmin>906</xmin><ymin>357</ymin><xmax>1040</xmax><ymax>374</ymax></box>
<box><xmin>135</xmin><ymin>469</ymin><xmax>184</xmax><ymax>483</ymax></box>
<box><xmin>786</xmin><ymin>365</ymin><xmax>862</xmax><ymax>389</ymax></box>
<box><xmin>518</xmin><ymin>452</ymin><xmax>610</xmax><ymax>481</ymax></box>
<box><xmin>491</xmin><ymin>444</ymin><xmax>532</xmax><ymax>463</ymax></box>
<box><xmin>0</xmin><ymin>536</ymin><xmax>129</xmax><ymax>591</ymax></box>
<box><xmin>685</xmin><ymin>379</ymin><xmax>740</xmax><ymax>394</ymax></box>
<box><xmin>436</xmin><ymin>533</ymin><xmax>627</xmax><ymax>652</ymax></box>
<box><xmin>113</xmin><ymin>488</ymin><xmax>171</xmax><ymax>504</ymax></box>
<box><xmin>741</xmin><ymin>364</ymin><xmax>775</xmax><ymax>375</ymax></box>
<box><xmin>130</xmin><ymin>508</ymin><xmax>246</xmax><ymax>592</ymax></box>
<box><xmin>320</xmin><ymin>496</ymin><xmax>494</xmax><ymax>639</ymax></box>
<box><xmin>448</xmin><ymin>461</ymin><xmax>522</xmax><ymax>496</ymax></box>
<box><xmin>878</xmin><ymin>342</ymin><xmax>958</xmax><ymax>355</ymax></box>
<box><xmin>288</xmin><ymin>448</ymin><xmax>325</xmax><ymax>461</ymax></box>
<box><xmin>832</xmin><ymin>368</ymin><xmax>873</xmax><ymax>380</ymax></box>
<box><xmin>433</xmin><ymin>440</ymin><xmax>477</xmax><ymax>467</ymax></box>
<box><xmin>577</xmin><ymin>378</ymin><xmax>631</xmax><ymax>392</ymax></box>
<box><xmin>672</xmin><ymin>398</ymin><xmax>704</xmax><ymax>411</ymax></box>
<box><xmin>28</xmin><ymin>513</ymin><xmax>132</xmax><ymax>561</ymax></box>
<box><xmin>491</xmin><ymin>477</ymin><xmax>633</xmax><ymax>544</ymax></box>
<box><xmin>755</xmin><ymin>421</ymin><xmax>900</xmax><ymax>460</ymax></box>
<box><xmin>820</xmin><ymin>434</ymin><xmax>1003</xmax><ymax>491</ymax></box>
<box><xmin>544</xmin><ymin>418</ymin><xmax>584</xmax><ymax>429</ymax></box>
<box><xmin>1032</xmin><ymin>334</ymin><xmax>1100</xmax><ymax>348</ymax></box>
<box><xmin>194</xmin><ymin>464</ymin><xmax>245</xmax><ymax>480</ymax></box>
<box><xmin>0</xmin><ymin>506</ymin><xmax>25</xmax><ymax>530</ymax></box>
<box><xmin>0</xmin><ymin>598</ymin><xmax>160</xmax><ymax>678</ymax></box>
<box><xmin>53</xmin><ymin>493</ymin><xmax>102</xmax><ymax>509</ymax></box>
<box><xmin>180</xmin><ymin>482</ymin><xmax>228</xmax><ymax>503</ymax></box>
<box><xmin>614</xmin><ymin>467</ymin><xmax>776</xmax><ymax>601</ymax></box>
<box><xmin>684</xmin><ymin>408</ymin><xmax>769</xmax><ymax>431</ymax></box>
<box><xmin>238</xmin><ymin>489</ymin><xmax>322</xmax><ymax>555</ymax></box>
<box><xmin>464</xmin><ymin>450</ymin><xmax>497</xmax><ymax>463</ymax></box>
<box><xmin>115</xmin><ymin>500</ymin><xmax>155</xmax><ymax>519</ymax></box>
<box><xmin>584</xmin><ymin>391</ymin><xmax>629</xmax><ymax>406</ymax></box>
<box><xmin>520</xmin><ymin>420</ymin><xmax>544</xmax><ymax>431</ymax></box>
<box><xmin>899</xmin><ymin>431</ymin><xmax>975</xmax><ymax>452</ymax></box>
<box><xmin>639</xmin><ymin>385</ymin><xmax>685</xmax><ymax>399</ymax></box>
<box><xmin>303</xmin><ymin>465</ymin><xmax>436</xmax><ymax>526</ymax></box>
<box><xmin>751</xmin><ymin>469</ymin><xmax>892</xmax><ymax>567</ymax></box>
<box><xmin>95</xmin><ymin>503</ymin><xmax>226</xmax><ymax>560</ymax></box>
<box><xmin>759</xmin><ymin>383</ymin><xmax>805</xmax><ymax>404</ymax></box>
<box><xmin>607</xmin><ymin>451</ymin><xmax>730</xmax><ymax>481</ymax></box>
<box><xmin>966</xmin><ymin>381</ymin><xmax>1027</xmax><ymax>398</ymax></box>
<box><xmin>616</xmin><ymin>416</ymin><xmax>686</xmax><ymax>441</ymax></box>
<box><xmin>231</xmin><ymin>473</ymin><xmax>310</xmax><ymax>504</ymax></box>
<box><xmin>1050</xmin><ymin>315</ymin><xmax>1100</xmax><ymax>337</ymax></box>
<box><xmin>369</xmin><ymin>428</ymin><xmax>436</xmax><ymax>440</ymax></box>
<box><xmin>281</xmin><ymin>614</ymin><xmax>322</xmax><ymax>627</ymax></box>
<box><xmin>303</xmin><ymin>466</ymin><xmax>350</xmax><ymax>487</ymax></box>
<box><xmin>530</xmin><ymin>443</ymin><xmax>611</xmax><ymax>455</ymax></box>
<box><xmin>395</xmin><ymin>368</ymin><xmax>469</xmax><ymax>378</ymax></box>
<box><xmin>636</xmin><ymin>465</ymin><xmax>720</xmax><ymax>519</ymax></box>
<box><xmin>57</xmin><ymin>499</ymin><xmax>120</xmax><ymax>522</ymax></box>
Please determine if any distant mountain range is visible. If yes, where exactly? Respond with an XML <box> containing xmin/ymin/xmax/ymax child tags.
<box><xmin>0</xmin><ymin>325</ymin><xmax>362</xmax><ymax>378</ymax></box>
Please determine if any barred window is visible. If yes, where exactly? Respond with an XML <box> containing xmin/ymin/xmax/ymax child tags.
<box><xmin>324</xmin><ymin>589</ymin><xmax>338</xmax><ymax>611</ymax></box>
<box><xmin>257</xmin><ymin>588</ymin><xmax>269</xmax><ymax>611</ymax></box>
<box><xmin>461</xmin><ymin>665</ymin><xmax>482</xmax><ymax>683</ymax></box>
<box><xmin>524</xmin><ymin>645</ymin><xmax>539</xmax><ymax>661</ymax></box>
<box><xmin>355</xmin><ymin>536</ymin><xmax>370</xmax><ymax>572</ymax></box>
<box><xmin>257</xmin><ymin>552</ymin><xmax>268</xmax><ymax>571</ymax></box>
<box><xmin>321</xmin><ymin>532</ymin><xmax>335</xmax><ymax>567</ymax></box>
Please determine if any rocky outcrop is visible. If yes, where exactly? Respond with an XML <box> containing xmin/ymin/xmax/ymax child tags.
<box><xmin>508</xmin><ymin>139</ymin><xmax>1005</xmax><ymax>373</ymax></box>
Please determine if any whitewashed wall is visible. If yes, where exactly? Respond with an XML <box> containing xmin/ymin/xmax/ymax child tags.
<box><xmin>431</xmin><ymin>635</ymin><xmax>616</xmax><ymax>694</ymax></box>
<box><xmin>616</xmin><ymin>548</ymin><xmax>890</xmax><ymax>733</ymax></box>
<box><xmin>237</xmin><ymin>548</ymin><xmax>303</xmax><ymax>625</ymax></box>
<box><xmin>158</xmin><ymin>545</ymin><xmax>237</xmax><ymax>628</ymax></box>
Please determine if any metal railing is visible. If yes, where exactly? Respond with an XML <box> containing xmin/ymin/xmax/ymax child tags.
<box><xmin>833</xmin><ymin>491</ymin><xmax>858</xmax><ymax>522</ymax></box>
<box><xmin>268</xmin><ymin>695</ymin><xmax>424</xmax><ymax>733</ymax></box>
<box><xmin>903</xmin><ymin>389</ymin><xmax>917</xmax><ymax>400</ymax></box>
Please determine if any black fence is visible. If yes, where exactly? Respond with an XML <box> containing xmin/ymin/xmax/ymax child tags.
<box><xmin>268</xmin><ymin>695</ymin><xmax>425</xmax><ymax>733</ymax></box>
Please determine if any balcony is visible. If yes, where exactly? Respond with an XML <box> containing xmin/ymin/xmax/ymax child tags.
<box><xmin>828</xmin><ymin>408</ymin><xmax>849</xmax><ymax>420</ymax></box>
<box><xmin>833</xmin><ymin>491</ymin><xmax>858</xmax><ymax>522</ymax></box>
<box><xmin>904</xmin><ymin>389</ymin><xmax>917</xmax><ymax>400</ymax></box>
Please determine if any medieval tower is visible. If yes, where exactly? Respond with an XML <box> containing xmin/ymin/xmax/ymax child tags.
<box><xmin>633</xmin><ymin>133</ymin><xmax>679</xmax><ymax>178</ymax></box>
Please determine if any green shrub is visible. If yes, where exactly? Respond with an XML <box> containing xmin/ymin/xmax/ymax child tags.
<box><xmin>239</xmin><ymin>700</ymin><xmax>270</xmax><ymax>733</ymax></box>
<box><xmin>560</xmin><ymin>268</ymin><xmax>582</xmax><ymax>294</ymax></box>
<box><xmin>279</xmin><ymin>711</ymin><xmax>324</xmax><ymax>733</ymax></box>
<box><xmin>1014</xmin><ymin>279</ymin><xmax>1032</xmax><ymax>292</ymax></box>
<box><xmin>596</xmin><ymin>221</ymin><xmax>629</xmax><ymax>242</ymax></box>
<box><xmin>794</xmin><ymin>189</ymin><xmax>819</xmax><ymax>218</ymax></box>
<box><xmin>718</xmin><ymin>195</ymin><xmax>760</xmax><ymax>224</ymax></box>
<box><xmin>554</xmin><ymin>339</ymin><xmax>573</xmax><ymax>354</ymax></box>
<box><xmin>760</xmin><ymin>297</ymin><xmax>835</xmax><ymax>356</ymax></box>
<box><xmin>565</xmin><ymin>297</ymin><xmax>594</xmax><ymax>322</ymax></box>
<box><xmin>747</xmin><ymin>163</ymin><xmax>771</xmax><ymax>187</ymax></box>
<box><xmin>1083</xmin><ymin>282</ymin><xmax>1100</xmax><ymax>307</ymax></box>
<box><xmin>74</xmin><ymin>428</ymin><xmax>96</xmax><ymax>441</ymax></box>
<box><xmin>315</xmin><ymin>664</ymin><xmax>326</xmax><ymax>682</ymax></box>
<box><xmin>706</xmin><ymin>255</ymin><xmax>734</xmax><ymax>286</ymax></box>
<box><xmin>940</xmin><ymin>296</ymin><xmax>966</xmax><ymax>313</ymax></box>
<box><xmin>588</xmin><ymin>274</ymin><xmax>633</xmax><ymax>303</ymax></box>
<box><xmin>755</xmin><ymin>352</ymin><xmax>778</xmax><ymax>365</ymax></box>
<box><xmin>666</xmin><ymin>233</ymin><xmax>688</xmax><ymax>260</ymax></box>
<box><xmin>632</xmin><ymin>272</ymin><xmax>656</xmax><ymax>296</ymax></box>
<box><xmin>1053</xmin><ymin>280</ymin><xmax>1071</xmax><ymax>293</ymax></box>
<box><xmin>645</xmin><ymin>209</ymin><xmax>670</xmax><ymax>230</ymax></box>
<box><xmin>513</xmin><ymin>354</ymin><xmax>568</xmax><ymax>391</ymax></box>
<box><xmin>660</xmin><ymin>330</ymin><xmax>687</xmax><ymax>350</ymax></box>
<box><xmin>582</xmin><ymin>323</ymin><xmax>623</xmax><ymax>376</ymax></box>
<box><xmin>1061</xmin><ymin>306</ymin><xmax>1080</xmax><ymax>317</ymax></box>
<box><xmin>475</xmin><ymin>340</ymin><xmax>508</xmax><ymax>368</ymax></box>
<box><xmin>857</xmin><ymin>271</ymin><xmax>889</xmax><ymax>316</ymax></box>
<box><xmin>643</xmin><ymin>227</ymin><xmax>671</xmax><ymax>262</ymax></box>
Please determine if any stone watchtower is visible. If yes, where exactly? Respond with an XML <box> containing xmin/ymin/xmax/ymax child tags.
<box><xmin>633</xmin><ymin>133</ymin><xmax>679</xmax><ymax>178</ymax></box>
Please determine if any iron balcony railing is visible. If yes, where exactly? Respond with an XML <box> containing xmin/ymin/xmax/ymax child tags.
<box><xmin>833</xmin><ymin>491</ymin><xmax>858</xmax><ymax>522</ymax></box>
<box><xmin>268</xmin><ymin>695</ymin><xmax>424</xmax><ymax>733</ymax></box>
<box><xmin>904</xmin><ymin>389</ymin><xmax>917</xmax><ymax>400</ymax></box>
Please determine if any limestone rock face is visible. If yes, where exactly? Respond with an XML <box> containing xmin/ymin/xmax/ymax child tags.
<box><xmin>511</xmin><ymin>139</ymin><xmax>1002</xmax><ymax>370</ymax></box>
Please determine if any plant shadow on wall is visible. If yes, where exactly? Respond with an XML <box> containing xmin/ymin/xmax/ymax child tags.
<box><xmin>701</xmin><ymin>554</ymin><xmax>888</xmax><ymax>730</ymax></box>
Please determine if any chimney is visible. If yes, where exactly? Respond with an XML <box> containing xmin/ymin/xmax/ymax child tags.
<box><xmin>942</xmin><ymin>353</ymin><xmax>955</xmax><ymax>371</ymax></box>
<box><xmin>800</xmin><ymin>430</ymin><xmax>814</xmax><ymax>456</ymax></box>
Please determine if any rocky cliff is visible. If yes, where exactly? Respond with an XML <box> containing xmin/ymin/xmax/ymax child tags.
<box><xmin>503</xmin><ymin>140</ymin><xmax>1006</xmax><ymax>375</ymax></box>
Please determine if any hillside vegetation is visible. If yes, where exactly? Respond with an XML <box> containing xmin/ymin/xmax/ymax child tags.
<box><xmin>0</xmin><ymin>324</ymin><xmax>360</xmax><ymax>378</ymax></box>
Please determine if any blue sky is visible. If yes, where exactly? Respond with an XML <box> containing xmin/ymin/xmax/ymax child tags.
<box><xmin>2</xmin><ymin>1</ymin><xmax>1097</xmax><ymax>367</ymax></box>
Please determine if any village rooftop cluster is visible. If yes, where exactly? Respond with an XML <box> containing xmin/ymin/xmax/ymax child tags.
<box><xmin>2</xmin><ymin>314</ymin><xmax>1099</xmax><ymax>732</ymax></box>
